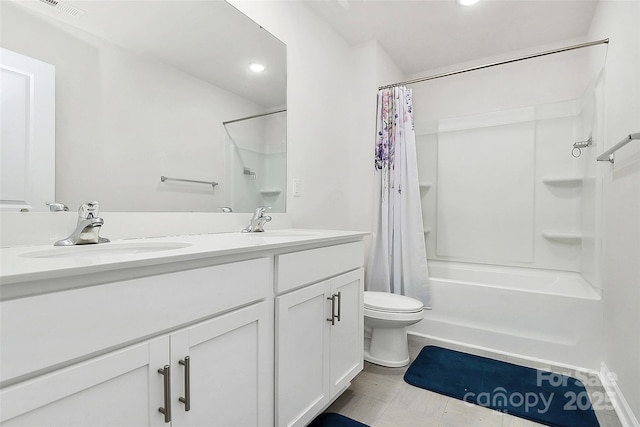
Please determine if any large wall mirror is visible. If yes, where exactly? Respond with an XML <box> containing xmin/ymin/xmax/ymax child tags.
<box><xmin>0</xmin><ymin>0</ymin><xmax>286</xmax><ymax>213</ymax></box>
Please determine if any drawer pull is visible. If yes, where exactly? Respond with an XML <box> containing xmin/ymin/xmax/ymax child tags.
<box><xmin>158</xmin><ymin>365</ymin><xmax>171</xmax><ymax>423</ymax></box>
<box><xmin>179</xmin><ymin>356</ymin><xmax>191</xmax><ymax>411</ymax></box>
<box><xmin>326</xmin><ymin>295</ymin><xmax>336</xmax><ymax>325</ymax></box>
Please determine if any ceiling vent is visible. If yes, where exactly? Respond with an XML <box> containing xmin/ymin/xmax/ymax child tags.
<box><xmin>36</xmin><ymin>0</ymin><xmax>86</xmax><ymax>18</ymax></box>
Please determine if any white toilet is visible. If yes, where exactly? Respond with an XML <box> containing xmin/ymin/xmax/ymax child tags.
<box><xmin>363</xmin><ymin>291</ymin><xmax>424</xmax><ymax>367</ymax></box>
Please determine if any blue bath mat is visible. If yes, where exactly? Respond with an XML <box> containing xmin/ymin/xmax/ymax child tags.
<box><xmin>404</xmin><ymin>346</ymin><xmax>600</xmax><ymax>427</ymax></box>
<box><xmin>308</xmin><ymin>413</ymin><xmax>369</xmax><ymax>427</ymax></box>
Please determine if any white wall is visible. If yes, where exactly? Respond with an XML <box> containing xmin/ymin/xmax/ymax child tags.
<box><xmin>588</xmin><ymin>1</ymin><xmax>640</xmax><ymax>424</ymax></box>
<box><xmin>349</xmin><ymin>40</ymin><xmax>405</xmax><ymax>256</ymax></box>
<box><xmin>1</xmin><ymin>2</ymin><xmax>266</xmax><ymax>212</ymax></box>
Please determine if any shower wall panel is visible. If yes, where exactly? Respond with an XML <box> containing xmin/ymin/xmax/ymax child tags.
<box><xmin>412</xmin><ymin>44</ymin><xmax>604</xmax><ymax>275</ymax></box>
<box><xmin>534</xmin><ymin>114</ymin><xmax>583</xmax><ymax>272</ymax></box>
<box><xmin>436</xmin><ymin>122</ymin><xmax>535</xmax><ymax>263</ymax></box>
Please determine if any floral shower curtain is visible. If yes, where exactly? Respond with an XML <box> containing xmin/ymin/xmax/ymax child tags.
<box><xmin>366</xmin><ymin>86</ymin><xmax>431</xmax><ymax>308</ymax></box>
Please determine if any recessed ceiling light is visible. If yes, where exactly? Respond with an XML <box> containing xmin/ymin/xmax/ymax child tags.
<box><xmin>249</xmin><ymin>63</ymin><xmax>265</xmax><ymax>73</ymax></box>
<box><xmin>457</xmin><ymin>0</ymin><xmax>480</xmax><ymax>5</ymax></box>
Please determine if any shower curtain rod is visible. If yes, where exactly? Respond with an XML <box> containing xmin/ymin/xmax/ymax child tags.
<box><xmin>378</xmin><ymin>38</ymin><xmax>609</xmax><ymax>90</ymax></box>
<box><xmin>222</xmin><ymin>108</ymin><xmax>287</xmax><ymax>125</ymax></box>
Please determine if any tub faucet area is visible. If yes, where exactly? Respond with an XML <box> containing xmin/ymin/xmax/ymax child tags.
<box><xmin>54</xmin><ymin>201</ymin><xmax>110</xmax><ymax>246</ymax></box>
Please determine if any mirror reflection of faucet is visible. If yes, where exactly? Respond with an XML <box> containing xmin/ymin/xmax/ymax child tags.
<box><xmin>46</xmin><ymin>202</ymin><xmax>69</xmax><ymax>212</ymax></box>
<box><xmin>242</xmin><ymin>206</ymin><xmax>272</xmax><ymax>233</ymax></box>
<box><xmin>54</xmin><ymin>201</ymin><xmax>110</xmax><ymax>246</ymax></box>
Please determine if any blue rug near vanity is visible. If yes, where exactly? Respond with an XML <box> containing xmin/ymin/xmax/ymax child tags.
<box><xmin>404</xmin><ymin>346</ymin><xmax>600</xmax><ymax>427</ymax></box>
<box><xmin>308</xmin><ymin>413</ymin><xmax>369</xmax><ymax>427</ymax></box>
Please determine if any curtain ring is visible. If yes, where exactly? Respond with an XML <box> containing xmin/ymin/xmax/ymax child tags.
<box><xmin>572</xmin><ymin>147</ymin><xmax>582</xmax><ymax>158</ymax></box>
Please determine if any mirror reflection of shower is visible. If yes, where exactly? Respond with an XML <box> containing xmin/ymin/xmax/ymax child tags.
<box><xmin>223</xmin><ymin>109</ymin><xmax>287</xmax><ymax>213</ymax></box>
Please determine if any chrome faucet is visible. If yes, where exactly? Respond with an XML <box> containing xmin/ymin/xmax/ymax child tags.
<box><xmin>242</xmin><ymin>206</ymin><xmax>272</xmax><ymax>233</ymax></box>
<box><xmin>54</xmin><ymin>201</ymin><xmax>110</xmax><ymax>246</ymax></box>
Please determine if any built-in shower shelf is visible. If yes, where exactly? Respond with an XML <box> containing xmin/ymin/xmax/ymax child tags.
<box><xmin>419</xmin><ymin>182</ymin><xmax>433</xmax><ymax>198</ymax></box>
<box><xmin>541</xmin><ymin>176</ymin><xmax>583</xmax><ymax>187</ymax></box>
<box><xmin>542</xmin><ymin>231</ymin><xmax>582</xmax><ymax>244</ymax></box>
<box><xmin>260</xmin><ymin>189</ymin><xmax>282</xmax><ymax>196</ymax></box>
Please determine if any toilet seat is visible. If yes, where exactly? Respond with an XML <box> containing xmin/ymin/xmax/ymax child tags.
<box><xmin>364</xmin><ymin>291</ymin><xmax>423</xmax><ymax>313</ymax></box>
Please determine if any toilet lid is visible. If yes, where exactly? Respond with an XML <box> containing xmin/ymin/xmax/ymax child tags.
<box><xmin>364</xmin><ymin>291</ymin><xmax>423</xmax><ymax>313</ymax></box>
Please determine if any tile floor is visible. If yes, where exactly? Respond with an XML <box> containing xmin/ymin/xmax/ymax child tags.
<box><xmin>326</xmin><ymin>336</ymin><xmax>623</xmax><ymax>427</ymax></box>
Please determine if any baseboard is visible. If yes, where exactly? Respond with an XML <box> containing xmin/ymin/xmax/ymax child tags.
<box><xmin>599</xmin><ymin>362</ymin><xmax>640</xmax><ymax>427</ymax></box>
<box><xmin>407</xmin><ymin>331</ymin><xmax>600</xmax><ymax>375</ymax></box>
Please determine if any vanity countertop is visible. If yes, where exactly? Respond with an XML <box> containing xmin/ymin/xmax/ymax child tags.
<box><xmin>0</xmin><ymin>229</ymin><xmax>367</xmax><ymax>287</ymax></box>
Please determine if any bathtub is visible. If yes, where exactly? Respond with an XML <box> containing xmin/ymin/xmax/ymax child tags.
<box><xmin>409</xmin><ymin>260</ymin><xmax>603</xmax><ymax>370</ymax></box>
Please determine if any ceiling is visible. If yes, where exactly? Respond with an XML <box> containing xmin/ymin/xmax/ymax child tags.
<box><xmin>12</xmin><ymin>0</ymin><xmax>286</xmax><ymax>108</ymax></box>
<box><xmin>12</xmin><ymin>0</ymin><xmax>599</xmax><ymax>105</ymax></box>
<box><xmin>305</xmin><ymin>0</ymin><xmax>599</xmax><ymax>76</ymax></box>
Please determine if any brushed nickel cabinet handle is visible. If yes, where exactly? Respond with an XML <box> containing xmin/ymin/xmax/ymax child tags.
<box><xmin>336</xmin><ymin>291</ymin><xmax>342</xmax><ymax>322</ymax></box>
<box><xmin>326</xmin><ymin>295</ymin><xmax>336</xmax><ymax>325</ymax></box>
<box><xmin>158</xmin><ymin>365</ymin><xmax>171</xmax><ymax>423</ymax></box>
<box><xmin>179</xmin><ymin>356</ymin><xmax>191</xmax><ymax>411</ymax></box>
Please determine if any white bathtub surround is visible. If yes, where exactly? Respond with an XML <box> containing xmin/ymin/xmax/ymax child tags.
<box><xmin>404</xmin><ymin>36</ymin><xmax>626</xmax><ymax>418</ymax></box>
<box><xmin>409</xmin><ymin>260</ymin><xmax>603</xmax><ymax>370</ymax></box>
<box><xmin>412</xmin><ymin>43</ymin><xmax>606</xmax><ymax>283</ymax></box>
<box><xmin>367</xmin><ymin>87</ymin><xmax>431</xmax><ymax>306</ymax></box>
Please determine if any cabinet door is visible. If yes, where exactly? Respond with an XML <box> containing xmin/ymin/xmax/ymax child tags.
<box><xmin>329</xmin><ymin>269</ymin><xmax>364</xmax><ymax>396</ymax></box>
<box><xmin>275</xmin><ymin>281</ymin><xmax>331</xmax><ymax>427</ymax></box>
<box><xmin>170</xmin><ymin>302</ymin><xmax>271</xmax><ymax>427</ymax></box>
<box><xmin>0</xmin><ymin>337</ymin><xmax>169</xmax><ymax>427</ymax></box>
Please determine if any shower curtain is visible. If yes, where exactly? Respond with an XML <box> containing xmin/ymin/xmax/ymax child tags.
<box><xmin>366</xmin><ymin>87</ymin><xmax>431</xmax><ymax>308</ymax></box>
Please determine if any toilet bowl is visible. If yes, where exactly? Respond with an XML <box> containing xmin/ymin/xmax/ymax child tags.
<box><xmin>364</xmin><ymin>291</ymin><xmax>424</xmax><ymax>367</ymax></box>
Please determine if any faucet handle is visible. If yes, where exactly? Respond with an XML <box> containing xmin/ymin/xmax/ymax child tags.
<box><xmin>78</xmin><ymin>201</ymin><xmax>100</xmax><ymax>219</ymax></box>
<box><xmin>256</xmin><ymin>206</ymin><xmax>271</xmax><ymax>216</ymax></box>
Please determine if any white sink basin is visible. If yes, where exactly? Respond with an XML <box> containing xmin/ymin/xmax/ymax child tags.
<box><xmin>21</xmin><ymin>242</ymin><xmax>192</xmax><ymax>259</ymax></box>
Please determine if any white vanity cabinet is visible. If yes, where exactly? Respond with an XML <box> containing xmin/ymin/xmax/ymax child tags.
<box><xmin>0</xmin><ymin>231</ymin><xmax>367</xmax><ymax>427</ymax></box>
<box><xmin>1</xmin><ymin>336</ymin><xmax>170</xmax><ymax>426</ymax></box>
<box><xmin>0</xmin><ymin>257</ymin><xmax>273</xmax><ymax>426</ymax></box>
<box><xmin>1</xmin><ymin>302</ymin><xmax>270</xmax><ymax>426</ymax></box>
<box><xmin>275</xmin><ymin>242</ymin><xmax>364</xmax><ymax>427</ymax></box>
<box><xmin>169</xmin><ymin>302</ymin><xmax>271</xmax><ymax>427</ymax></box>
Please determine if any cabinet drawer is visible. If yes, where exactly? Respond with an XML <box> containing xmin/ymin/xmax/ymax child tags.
<box><xmin>275</xmin><ymin>241</ymin><xmax>363</xmax><ymax>294</ymax></box>
<box><xmin>1</xmin><ymin>257</ymin><xmax>270</xmax><ymax>384</ymax></box>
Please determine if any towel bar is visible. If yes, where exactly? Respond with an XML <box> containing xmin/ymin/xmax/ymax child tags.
<box><xmin>596</xmin><ymin>133</ymin><xmax>640</xmax><ymax>163</ymax></box>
